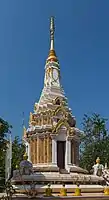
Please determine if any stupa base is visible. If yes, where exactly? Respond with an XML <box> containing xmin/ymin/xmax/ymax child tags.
<box><xmin>1</xmin><ymin>192</ymin><xmax>109</xmax><ymax>200</ymax></box>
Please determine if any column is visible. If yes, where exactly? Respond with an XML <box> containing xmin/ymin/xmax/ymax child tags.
<box><xmin>75</xmin><ymin>141</ymin><xmax>79</xmax><ymax>166</ymax></box>
<box><xmin>40</xmin><ymin>137</ymin><xmax>44</xmax><ymax>163</ymax></box>
<box><xmin>71</xmin><ymin>140</ymin><xmax>75</xmax><ymax>164</ymax></box>
<box><xmin>37</xmin><ymin>136</ymin><xmax>39</xmax><ymax>163</ymax></box>
<box><xmin>30</xmin><ymin>140</ymin><xmax>33</xmax><ymax>163</ymax></box>
<box><xmin>52</xmin><ymin>138</ymin><xmax>57</xmax><ymax>165</ymax></box>
<box><xmin>65</xmin><ymin>138</ymin><xmax>72</xmax><ymax>166</ymax></box>
<box><xmin>28</xmin><ymin>142</ymin><xmax>31</xmax><ymax>162</ymax></box>
<box><xmin>33</xmin><ymin>138</ymin><xmax>36</xmax><ymax>164</ymax></box>
<box><xmin>47</xmin><ymin>135</ymin><xmax>50</xmax><ymax>163</ymax></box>
<box><xmin>25</xmin><ymin>141</ymin><xmax>31</xmax><ymax>162</ymax></box>
<box><xmin>49</xmin><ymin>137</ymin><xmax>52</xmax><ymax>163</ymax></box>
<box><xmin>25</xmin><ymin>143</ymin><xmax>28</xmax><ymax>154</ymax></box>
<box><xmin>44</xmin><ymin>135</ymin><xmax>47</xmax><ymax>163</ymax></box>
<box><xmin>35</xmin><ymin>138</ymin><xmax>37</xmax><ymax>164</ymax></box>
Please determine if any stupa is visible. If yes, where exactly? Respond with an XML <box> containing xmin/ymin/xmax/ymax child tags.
<box><xmin>11</xmin><ymin>17</ymin><xmax>109</xmax><ymax>198</ymax></box>
<box><xmin>23</xmin><ymin>16</ymin><xmax>83</xmax><ymax>174</ymax></box>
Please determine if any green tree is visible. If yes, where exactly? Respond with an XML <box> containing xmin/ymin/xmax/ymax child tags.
<box><xmin>12</xmin><ymin>136</ymin><xmax>25</xmax><ymax>171</ymax></box>
<box><xmin>0</xmin><ymin>118</ymin><xmax>12</xmax><ymax>191</ymax></box>
<box><xmin>80</xmin><ymin>113</ymin><xmax>109</xmax><ymax>172</ymax></box>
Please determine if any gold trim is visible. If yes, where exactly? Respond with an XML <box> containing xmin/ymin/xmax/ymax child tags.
<box><xmin>52</xmin><ymin>119</ymin><xmax>70</xmax><ymax>134</ymax></box>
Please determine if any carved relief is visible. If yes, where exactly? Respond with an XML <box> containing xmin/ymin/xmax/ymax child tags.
<box><xmin>52</xmin><ymin>119</ymin><xmax>70</xmax><ymax>134</ymax></box>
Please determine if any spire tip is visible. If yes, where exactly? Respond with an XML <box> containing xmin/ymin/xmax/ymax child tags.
<box><xmin>50</xmin><ymin>16</ymin><xmax>55</xmax><ymax>50</ymax></box>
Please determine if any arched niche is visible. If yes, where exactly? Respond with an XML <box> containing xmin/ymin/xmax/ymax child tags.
<box><xmin>54</xmin><ymin>97</ymin><xmax>62</xmax><ymax>105</ymax></box>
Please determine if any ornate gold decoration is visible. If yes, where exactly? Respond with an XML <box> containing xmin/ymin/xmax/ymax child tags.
<box><xmin>104</xmin><ymin>187</ymin><xmax>109</xmax><ymax>195</ymax></box>
<box><xmin>23</xmin><ymin>126</ymin><xmax>27</xmax><ymax>138</ymax></box>
<box><xmin>52</xmin><ymin>119</ymin><xmax>70</xmax><ymax>134</ymax></box>
<box><xmin>29</xmin><ymin>112</ymin><xmax>33</xmax><ymax>124</ymax></box>
<box><xmin>23</xmin><ymin>152</ymin><xmax>28</xmax><ymax>160</ymax></box>
<box><xmin>37</xmin><ymin>136</ymin><xmax>39</xmax><ymax>163</ymax></box>
<box><xmin>73</xmin><ymin>184</ymin><xmax>81</xmax><ymax>196</ymax></box>
<box><xmin>53</xmin><ymin>106</ymin><xmax>68</xmax><ymax>118</ymax></box>
<box><xmin>47</xmin><ymin>49</ymin><xmax>58</xmax><ymax>62</ymax></box>
<box><xmin>60</xmin><ymin>184</ymin><xmax>67</xmax><ymax>196</ymax></box>
<box><xmin>69</xmin><ymin>127</ymin><xmax>75</xmax><ymax>136</ymax></box>
<box><xmin>96</xmin><ymin>157</ymin><xmax>100</xmax><ymax>164</ymax></box>
<box><xmin>47</xmin><ymin>135</ymin><xmax>50</xmax><ymax>163</ymax></box>
<box><xmin>45</xmin><ymin>184</ymin><xmax>52</xmax><ymax>196</ymax></box>
<box><xmin>16</xmin><ymin>165</ymin><xmax>19</xmax><ymax>169</ymax></box>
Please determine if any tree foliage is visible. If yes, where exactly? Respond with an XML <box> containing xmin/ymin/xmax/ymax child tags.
<box><xmin>12</xmin><ymin>136</ymin><xmax>25</xmax><ymax>170</ymax></box>
<box><xmin>0</xmin><ymin>117</ymin><xmax>25</xmax><ymax>191</ymax></box>
<box><xmin>80</xmin><ymin>113</ymin><xmax>109</xmax><ymax>172</ymax></box>
<box><xmin>0</xmin><ymin>118</ymin><xmax>12</xmax><ymax>191</ymax></box>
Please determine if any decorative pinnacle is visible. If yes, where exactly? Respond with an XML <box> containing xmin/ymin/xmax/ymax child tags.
<box><xmin>50</xmin><ymin>16</ymin><xmax>55</xmax><ymax>50</ymax></box>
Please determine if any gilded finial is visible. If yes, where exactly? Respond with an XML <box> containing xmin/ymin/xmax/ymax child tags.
<box><xmin>96</xmin><ymin>157</ymin><xmax>100</xmax><ymax>164</ymax></box>
<box><xmin>46</xmin><ymin>16</ymin><xmax>58</xmax><ymax>63</ymax></box>
<box><xmin>23</xmin><ymin>152</ymin><xmax>28</xmax><ymax>160</ymax></box>
<box><xmin>16</xmin><ymin>164</ymin><xmax>19</xmax><ymax>169</ymax></box>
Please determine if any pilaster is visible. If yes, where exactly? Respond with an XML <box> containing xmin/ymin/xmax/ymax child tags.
<box><xmin>37</xmin><ymin>136</ymin><xmax>40</xmax><ymax>163</ymax></box>
<box><xmin>41</xmin><ymin>137</ymin><xmax>44</xmax><ymax>163</ymax></box>
<box><xmin>44</xmin><ymin>135</ymin><xmax>47</xmax><ymax>163</ymax></box>
<box><xmin>71</xmin><ymin>140</ymin><xmax>75</xmax><ymax>164</ymax></box>
<box><xmin>47</xmin><ymin>134</ymin><xmax>52</xmax><ymax>163</ymax></box>
<box><xmin>51</xmin><ymin>136</ymin><xmax>57</xmax><ymax>165</ymax></box>
<box><xmin>28</xmin><ymin>142</ymin><xmax>31</xmax><ymax>162</ymax></box>
<box><xmin>35</xmin><ymin>138</ymin><xmax>37</xmax><ymax>164</ymax></box>
<box><xmin>65</xmin><ymin>136</ymin><xmax>72</xmax><ymax>172</ymax></box>
<box><xmin>75</xmin><ymin>141</ymin><xmax>79</xmax><ymax>166</ymax></box>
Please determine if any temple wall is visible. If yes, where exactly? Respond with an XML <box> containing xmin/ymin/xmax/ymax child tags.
<box><xmin>47</xmin><ymin>134</ymin><xmax>52</xmax><ymax>163</ymax></box>
<box><xmin>75</xmin><ymin>141</ymin><xmax>79</xmax><ymax>166</ymax></box>
<box><xmin>35</xmin><ymin>138</ymin><xmax>37</xmax><ymax>163</ymax></box>
<box><xmin>30</xmin><ymin>139</ymin><xmax>34</xmax><ymax>163</ymax></box>
<box><xmin>71</xmin><ymin>140</ymin><xmax>79</xmax><ymax>165</ymax></box>
<box><xmin>44</xmin><ymin>135</ymin><xmax>47</xmax><ymax>163</ymax></box>
<box><xmin>29</xmin><ymin>133</ymin><xmax>52</xmax><ymax>165</ymax></box>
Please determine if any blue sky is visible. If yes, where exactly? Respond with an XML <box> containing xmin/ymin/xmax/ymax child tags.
<box><xmin>0</xmin><ymin>0</ymin><xmax>109</xmax><ymax>138</ymax></box>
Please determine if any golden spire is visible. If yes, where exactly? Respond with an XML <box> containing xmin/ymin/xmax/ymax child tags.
<box><xmin>47</xmin><ymin>16</ymin><xmax>58</xmax><ymax>62</ymax></box>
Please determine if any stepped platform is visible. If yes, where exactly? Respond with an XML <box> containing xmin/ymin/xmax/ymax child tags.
<box><xmin>12</xmin><ymin>172</ymin><xmax>104</xmax><ymax>184</ymax></box>
<box><xmin>1</xmin><ymin>192</ymin><xmax>109</xmax><ymax>200</ymax></box>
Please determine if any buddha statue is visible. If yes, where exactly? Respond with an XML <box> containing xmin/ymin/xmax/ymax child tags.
<box><xmin>45</xmin><ymin>184</ymin><xmax>52</xmax><ymax>196</ymax></box>
<box><xmin>60</xmin><ymin>184</ymin><xmax>67</xmax><ymax>196</ymax></box>
<box><xmin>74</xmin><ymin>183</ymin><xmax>81</xmax><ymax>196</ymax></box>
<box><xmin>13</xmin><ymin>165</ymin><xmax>20</xmax><ymax>178</ymax></box>
<box><xmin>20</xmin><ymin>152</ymin><xmax>33</xmax><ymax>175</ymax></box>
<box><xmin>92</xmin><ymin>157</ymin><xmax>104</xmax><ymax>176</ymax></box>
<box><xmin>104</xmin><ymin>186</ymin><xmax>109</xmax><ymax>195</ymax></box>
